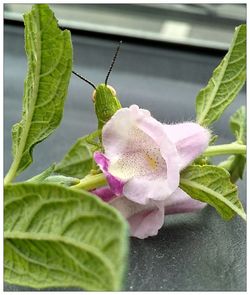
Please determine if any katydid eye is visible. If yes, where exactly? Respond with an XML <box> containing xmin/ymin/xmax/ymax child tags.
<box><xmin>107</xmin><ymin>85</ymin><xmax>116</xmax><ymax>96</ymax></box>
<box><xmin>92</xmin><ymin>89</ymin><xmax>96</xmax><ymax>102</ymax></box>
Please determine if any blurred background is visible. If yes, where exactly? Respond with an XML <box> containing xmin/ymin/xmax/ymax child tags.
<box><xmin>4</xmin><ymin>3</ymin><xmax>246</xmax><ymax>51</ymax></box>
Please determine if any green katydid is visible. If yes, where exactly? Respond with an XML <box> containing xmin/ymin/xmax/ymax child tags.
<box><xmin>72</xmin><ymin>41</ymin><xmax>122</xmax><ymax>132</ymax></box>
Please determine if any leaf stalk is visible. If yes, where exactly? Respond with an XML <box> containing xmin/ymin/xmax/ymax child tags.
<box><xmin>203</xmin><ymin>143</ymin><xmax>246</xmax><ymax>157</ymax></box>
<box><xmin>71</xmin><ymin>173</ymin><xmax>107</xmax><ymax>191</ymax></box>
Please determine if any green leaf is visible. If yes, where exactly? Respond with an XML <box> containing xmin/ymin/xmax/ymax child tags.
<box><xmin>209</xmin><ymin>134</ymin><xmax>218</xmax><ymax>145</ymax></box>
<box><xmin>180</xmin><ymin>165</ymin><xmax>246</xmax><ymax>220</ymax></box>
<box><xmin>26</xmin><ymin>163</ymin><xmax>56</xmax><ymax>182</ymax></box>
<box><xmin>219</xmin><ymin>155</ymin><xmax>246</xmax><ymax>183</ymax></box>
<box><xmin>55</xmin><ymin>131</ymin><xmax>100</xmax><ymax>179</ymax></box>
<box><xmin>4</xmin><ymin>4</ymin><xmax>72</xmax><ymax>184</ymax></box>
<box><xmin>43</xmin><ymin>175</ymin><xmax>80</xmax><ymax>186</ymax></box>
<box><xmin>4</xmin><ymin>183</ymin><xmax>128</xmax><ymax>291</ymax></box>
<box><xmin>230</xmin><ymin>105</ymin><xmax>246</xmax><ymax>144</ymax></box>
<box><xmin>26</xmin><ymin>165</ymin><xmax>80</xmax><ymax>186</ymax></box>
<box><xmin>219</xmin><ymin>106</ymin><xmax>246</xmax><ymax>182</ymax></box>
<box><xmin>196</xmin><ymin>24</ymin><xmax>246</xmax><ymax>126</ymax></box>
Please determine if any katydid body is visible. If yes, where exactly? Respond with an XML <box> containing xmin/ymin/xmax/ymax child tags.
<box><xmin>93</xmin><ymin>84</ymin><xmax>122</xmax><ymax>130</ymax></box>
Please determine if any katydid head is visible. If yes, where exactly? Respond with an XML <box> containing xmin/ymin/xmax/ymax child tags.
<box><xmin>72</xmin><ymin>41</ymin><xmax>122</xmax><ymax>129</ymax></box>
<box><xmin>92</xmin><ymin>84</ymin><xmax>116</xmax><ymax>102</ymax></box>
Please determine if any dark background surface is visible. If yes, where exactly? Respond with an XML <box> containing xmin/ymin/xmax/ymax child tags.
<box><xmin>4</xmin><ymin>23</ymin><xmax>246</xmax><ymax>291</ymax></box>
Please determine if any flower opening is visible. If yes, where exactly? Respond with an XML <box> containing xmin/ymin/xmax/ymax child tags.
<box><xmin>94</xmin><ymin>105</ymin><xmax>210</xmax><ymax>238</ymax></box>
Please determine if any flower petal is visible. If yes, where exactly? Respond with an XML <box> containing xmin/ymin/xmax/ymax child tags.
<box><xmin>164</xmin><ymin>188</ymin><xmax>206</xmax><ymax>214</ymax></box>
<box><xmin>108</xmin><ymin>188</ymin><xmax>205</xmax><ymax>239</ymax></box>
<box><xmin>91</xmin><ymin>187</ymin><xmax>116</xmax><ymax>202</ymax></box>
<box><xmin>128</xmin><ymin>205</ymin><xmax>165</xmax><ymax>239</ymax></box>
<box><xmin>94</xmin><ymin>152</ymin><xmax>124</xmax><ymax>196</ymax></box>
<box><xmin>164</xmin><ymin>122</ymin><xmax>210</xmax><ymax>169</ymax></box>
<box><xmin>111</xmin><ymin>196</ymin><xmax>165</xmax><ymax>239</ymax></box>
<box><xmin>123</xmin><ymin>175</ymin><xmax>174</xmax><ymax>205</ymax></box>
<box><xmin>123</xmin><ymin>106</ymin><xmax>180</xmax><ymax>204</ymax></box>
<box><xmin>101</xmin><ymin>105</ymin><xmax>180</xmax><ymax>204</ymax></box>
<box><xmin>102</xmin><ymin>105</ymin><xmax>150</xmax><ymax>159</ymax></box>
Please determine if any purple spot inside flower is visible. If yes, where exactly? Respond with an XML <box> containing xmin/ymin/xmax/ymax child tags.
<box><xmin>94</xmin><ymin>151</ymin><xmax>124</xmax><ymax>196</ymax></box>
<box><xmin>91</xmin><ymin>187</ymin><xmax>116</xmax><ymax>202</ymax></box>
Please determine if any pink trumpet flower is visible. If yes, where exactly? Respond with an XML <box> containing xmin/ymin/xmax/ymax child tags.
<box><xmin>94</xmin><ymin>105</ymin><xmax>210</xmax><ymax>239</ymax></box>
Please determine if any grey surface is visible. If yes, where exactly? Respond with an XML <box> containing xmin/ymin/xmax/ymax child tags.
<box><xmin>4</xmin><ymin>24</ymin><xmax>246</xmax><ymax>291</ymax></box>
<box><xmin>4</xmin><ymin>4</ymin><xmax>246</xmax><ymax>50</ymax></box>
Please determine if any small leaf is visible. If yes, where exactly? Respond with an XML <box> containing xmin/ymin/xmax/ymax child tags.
<box><xmin>43</xmin><ymin>175</ymin><xmax>80</xmax><ymax>186</ymax></box>
<box><xmin>6</xmin><ymin>4</ymin><xmax>72</xmax><ymax>181</ymax></box>
<box><xmin>219</xmin><ymin>106</ymin><xmax>246</xmax><ymax>182</ymax></box>
<box><xmin>230</xmin><ymin>105</ymin><xmax>246</xmax><ymax>144</ymax></box>
<box><xmin>26</xmin><ymin>163</ymin><xmax>55</xmax><ymax>183</ymax></box>
<box><xmin>193</xmin><ymin>156</ymin><xmax>210</xmax><ymax>166</ymax></box>
<box><xmin>55</xmin><ymin>131</ymin><xmax>100</xmax><ymax>179</ymax></box>
<box><xmin>219</xmin><ymin>155</ymin><xmax>246</xmax><ymax>183</ymax></box>
<box><xmin>209</xmin><ymin>134</ymin><xmax>218</xmax><ymax>145</ymax></box>
<box><xmin>196</xmin><ymin>24</ymin><xmax>246</xmax><ymax>126</ymax></box>
<box><xmin>4</xmin><ymin>183</ymin><xmax>128</xmax><ymax>291</ymax></box>
<box><xmin>180</xmin><ymin>165</ymin><xmax>246</xmax><ymax>220</ymax></box>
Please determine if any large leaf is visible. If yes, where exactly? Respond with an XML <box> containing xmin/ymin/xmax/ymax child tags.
<box><xmin>4</xmin><ymin>183</ymin><xmax>128</xmax><ymax>291</ymax></box>
<box><xmin>196</xmin><ymin>24</ymin><xmax>246</xmax><ymax>126</ymax></box>
<box><xmin>180</xmin><ymin>165</ymin><xmax>246</xmax><ymax>220</ymax></box>
<box><xmin>4</xmin><ymin>4</ymin><xmax>72</xmax><ymax>183</ymax></box>
<box><xmin>55</xmin><ymin>131</ymin><xmax>100</xmax><ymax>179</ymax></box>
<box><xmin>219</xmin><ymin>106</ymin><xmax>246</xmax><ymax>182</ymax></box>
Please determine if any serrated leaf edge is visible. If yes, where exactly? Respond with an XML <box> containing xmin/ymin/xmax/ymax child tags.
<box><xmin>180</xmin><ymin>177</ymin><xmax>246</xmax><ymax>220</ymax></box>
<box><xmin>4</xmin><ymin>231</ymin><xmax>116</xmax><ymax>290</ymax></box>
<box><xmin>197</xmin><ymin>24</ymin><xmax>246</xmax><ymax>126</ymax></box>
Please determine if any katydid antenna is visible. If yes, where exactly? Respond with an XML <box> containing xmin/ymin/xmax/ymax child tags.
<box><xmin>105</xmin><ymin>40</ymin><xmax>122</xmax><ymax>85</ymax></box>
<box><xmin>72</xmin><ymin>40</ymin><xmax>122</xmax><ymax>88</ymax></box>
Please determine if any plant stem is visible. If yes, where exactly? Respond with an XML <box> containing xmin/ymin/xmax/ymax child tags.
<box><xmin>4</xmin><ymin>164</ymin><xmax>18</xmax><ymax>185</ymax></box>
<box><xmin>203</xmin><ymin>143</ymin><xmax>246</xmax><ymax>157</ymax></box>
<box><xmin>71</xmin><ymin>173</ymin><xmax>107</xmax><ymax>191</ymax></box>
